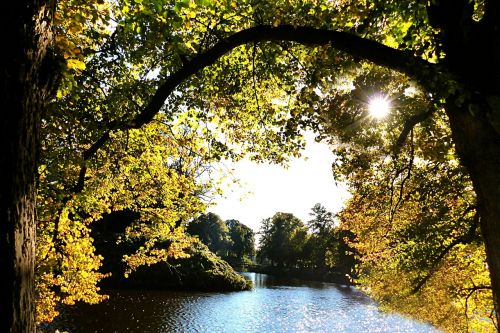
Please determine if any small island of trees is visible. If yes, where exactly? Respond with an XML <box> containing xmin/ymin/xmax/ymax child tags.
<box><xmin>187</xmin><ymin>212</ymin><xmax>256</xmax><ymax>268</ymax></box>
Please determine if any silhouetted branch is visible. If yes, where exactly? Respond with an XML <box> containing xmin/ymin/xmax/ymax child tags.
<box><xmin>393</xmin><ymin>109</ymin><xmax>434</xmax><ymax>156</ymax></box>
<box><xmin>389</xmin><ymin>129</ymin><xmax>415</xmax><ymax>221</ymax></box>
<box><xmin>252</xmin><ymin>42</ymin><xmax>260</xmax><ymax>113</ymax></box>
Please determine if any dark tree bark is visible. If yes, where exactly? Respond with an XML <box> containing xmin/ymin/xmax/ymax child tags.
<box><xmin>0</xmin><ymin>1</ymin><xmax>55</xmax><ymax>331</ymax></box>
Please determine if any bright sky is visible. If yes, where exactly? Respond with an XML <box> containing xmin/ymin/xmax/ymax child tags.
<box><xmin>210</xmin><ymin>135</ymin><xmax>350</xmax><ymax>232</ymax></box>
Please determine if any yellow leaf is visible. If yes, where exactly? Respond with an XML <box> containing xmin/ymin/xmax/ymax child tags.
<box><xmin>67</xmin><ymin>59</ymin><xmax>86</xmax><ymax>71</ymax></box>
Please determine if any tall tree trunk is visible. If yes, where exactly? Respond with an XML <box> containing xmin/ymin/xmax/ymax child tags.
<box><xmin>0</xmin><ymin>1</ymin><xmax>55</xmax><ymax>331</ymax></box>
<box><xmin>446</xmin><ymin>97</ymin><xmax>500</xmax><ymax>328</ymax></box>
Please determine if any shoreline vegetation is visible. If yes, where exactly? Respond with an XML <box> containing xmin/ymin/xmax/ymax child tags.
<box><xmin>90</xmin><ymin>210</ymin><xmax>252</xmax><ymax>292</ymax></box>
<box><xmin>244</xmin><ymin>265</ymin><xmax>354</xmax><ymax>286</ymax></box>
<box><xmin>96</xmin><ymin>237</ymin><xmax>252</xmax><ymax>292</ymax></box>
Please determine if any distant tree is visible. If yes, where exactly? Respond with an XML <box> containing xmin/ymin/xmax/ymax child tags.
<box><xmin>187</xmin><ymin>213</ymin><xmax>232</xmax><ymax>256</ymax></box>
<box><xmin>258</xmin><ymin>213</ymin><xmax>308</xmax><ymax>267</ymax></box>
<box><xmin>306</xmin><ymin>204</ymin><xmax>338</xmax><ymax>269</ymax></box>
<box><xmin>308</xmin><ymin>203</ymin><xmax>335</xmax><ymax>234</ymax></box>
<box><xmin>226</xmin><ymin>219</ymin><xmax>255</xmax><ymax>260</ymax></box>
<box><xmin>257</xmin><ymin>217</ymin><xmax>273</xmax><ymax>265</ymax></box>
<box><xmin>290</xmin><ymin>226</ymin><xmax>309</xmax><ymax>267</ymax></box>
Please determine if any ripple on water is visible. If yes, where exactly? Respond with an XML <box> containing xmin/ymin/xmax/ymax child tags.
<box><xmin>44</xmin><ymin>273</ymin><xmax>441</xmax><ymax>333</ymax></box>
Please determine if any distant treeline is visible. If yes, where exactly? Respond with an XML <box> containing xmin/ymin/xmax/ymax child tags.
<box><xmin>187</xmin><ymin>203</ymin><xmax>357</xmax><ymax>279</ymax></box>
<box><xmin>257</xmin><ymin>204</ymin><xmax>357</xmax><ymax>278</ymax></box>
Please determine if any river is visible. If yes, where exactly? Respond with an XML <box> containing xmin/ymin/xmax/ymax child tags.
<box><xmin>44</xmin><ymin>272</ymin><xmax>441</xmax><ymax>332</ymax></box>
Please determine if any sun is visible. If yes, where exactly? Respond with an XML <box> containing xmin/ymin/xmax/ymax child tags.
<box><xmin>368</xmin><ymin>95</ymin><xmax>391</xmax><ymax>119</ymax></box>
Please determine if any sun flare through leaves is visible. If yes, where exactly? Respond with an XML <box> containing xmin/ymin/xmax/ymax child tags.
<box><xmin>368</xmin><ymin>94</ymin><xmax>391</xmax><ymax>119</ymax></box>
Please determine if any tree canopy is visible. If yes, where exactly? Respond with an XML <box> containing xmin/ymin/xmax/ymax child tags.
<box><xmin>186</xmin><ymin>213</ymin><xmax>231</xmax><ymax>255</ymax></box>
<box><xmin>307</xmin><ymin>203</ymin><xmax>352</xmax><ymax>272</ymax></box>
<box><xmin>226</xmin><ymin>219</ymin><xmax>256</xmax><ymax>261</ymax></box>
<box><xmin>258</xmin><ymin>212</ymin><xmax>309</xmax><ymax>267</ymax></box>
<box><xmin>4</xmin><ymin>0</ymin><xmax>500</xmax><ymax>331</ymax></box>
<box><xmin>315</xmin><ymin>66</ymin><xmax>492</xmax><ymax>331</ymax></box>
<box><xmin>308</xmin><ymin>203</ymin><xmax>335</xmax><ymax>234</ymax></box>
<box><xmin>186</xmin><ymin>214</ymin><xmax>255</xmax><ymax>264</ymax></box>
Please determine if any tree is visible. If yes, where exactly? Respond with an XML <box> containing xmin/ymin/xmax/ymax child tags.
<box><xmin>307</xmin><ymin>203</ymin><xmax>335</xmax><ymax>234</ymax></box>
<box><xmin>306</xmin><ymin>64</ymin><xmax>494</xmax><ymax>330</ymax></box>
<box><xmin>305</xmin><ymin>204</ymin><xmax>356</xmax><ymax>273</ymax></box>
<box><xmin>226</xmin><ymin>219</ymin><xmax>255</xmax><ymax>261</ymax></box>
<box><xmin>333</xmin><ymin>229</ymin><xmax>357</xmax><ymax>278</ymax></box>
<box><xmin>6</xmin><ymin>0</ymin><xmax>500</xmax><ymax>331</ymax></box>
<box><xmin>258</xmin><ymin>212</ymin><xmax>308</xmax><ymax>267</ymax></box>
<box><xmin>187</xmin><ymin>213</ymin><xmax>232</xmax><ymax>256</ymax></box>
<box><xmin>312</xmin><ymin>65</ymin><xmax>491</xmax><ymax>330</ymax></box>
<box><xmin>186</xmin><ymin>216</ymin><xmax>255</xmax><ymax>263</ymax></box>
<box><xmin>307</xmin><ymin>203</ymin><xmax>337</xmax><ymax>268</ymax></box>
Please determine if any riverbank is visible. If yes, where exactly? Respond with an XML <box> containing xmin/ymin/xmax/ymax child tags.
<box><xmin>246</xmin><ymin>265</ymin><xmax>354</xmax><ymax>285</ymax></box>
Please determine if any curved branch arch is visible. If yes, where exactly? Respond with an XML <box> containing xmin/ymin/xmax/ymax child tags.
<box><xmin>76</xmin><ymin>24</ymin><xmax>441</xmax><ymax>192</ymax></box>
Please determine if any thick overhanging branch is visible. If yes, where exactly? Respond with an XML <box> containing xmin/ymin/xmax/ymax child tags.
<box><xmin>392</xmin><ymin>109</ymin><xmax>434</xmax><ymax>156</ymax></box>
<box><xmin>74</xmin><ymin>25</ymin><xmax>439</xmax><ymax>193</ymax></box>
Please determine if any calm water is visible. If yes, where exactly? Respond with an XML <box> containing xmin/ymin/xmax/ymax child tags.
<box><xmin>45</xmin><ymin>272</ymin><xmax>441</xmax><ymax>332</ymax></box>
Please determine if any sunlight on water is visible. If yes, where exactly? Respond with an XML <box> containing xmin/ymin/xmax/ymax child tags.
<box><xmin>46</xmin><ymin>273</ymin><xmax>441</xmax><ymax>333</ymax></box>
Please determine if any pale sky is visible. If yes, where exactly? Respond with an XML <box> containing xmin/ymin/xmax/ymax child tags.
<box><xmin>210</xmin><ymin>135</ymin><xmax>350</xmax><ymax>232</ymax></box>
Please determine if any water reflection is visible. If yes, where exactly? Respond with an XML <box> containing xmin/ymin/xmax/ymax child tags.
<box><xmin>44</xmin><ymin>272</ymin><xmax>441</xmax><ymax>333</ymax></box>
<box><xmin>247</xmin><ymin>272</ymin><xmax>372</xmax><ymax>306</ymax></box>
